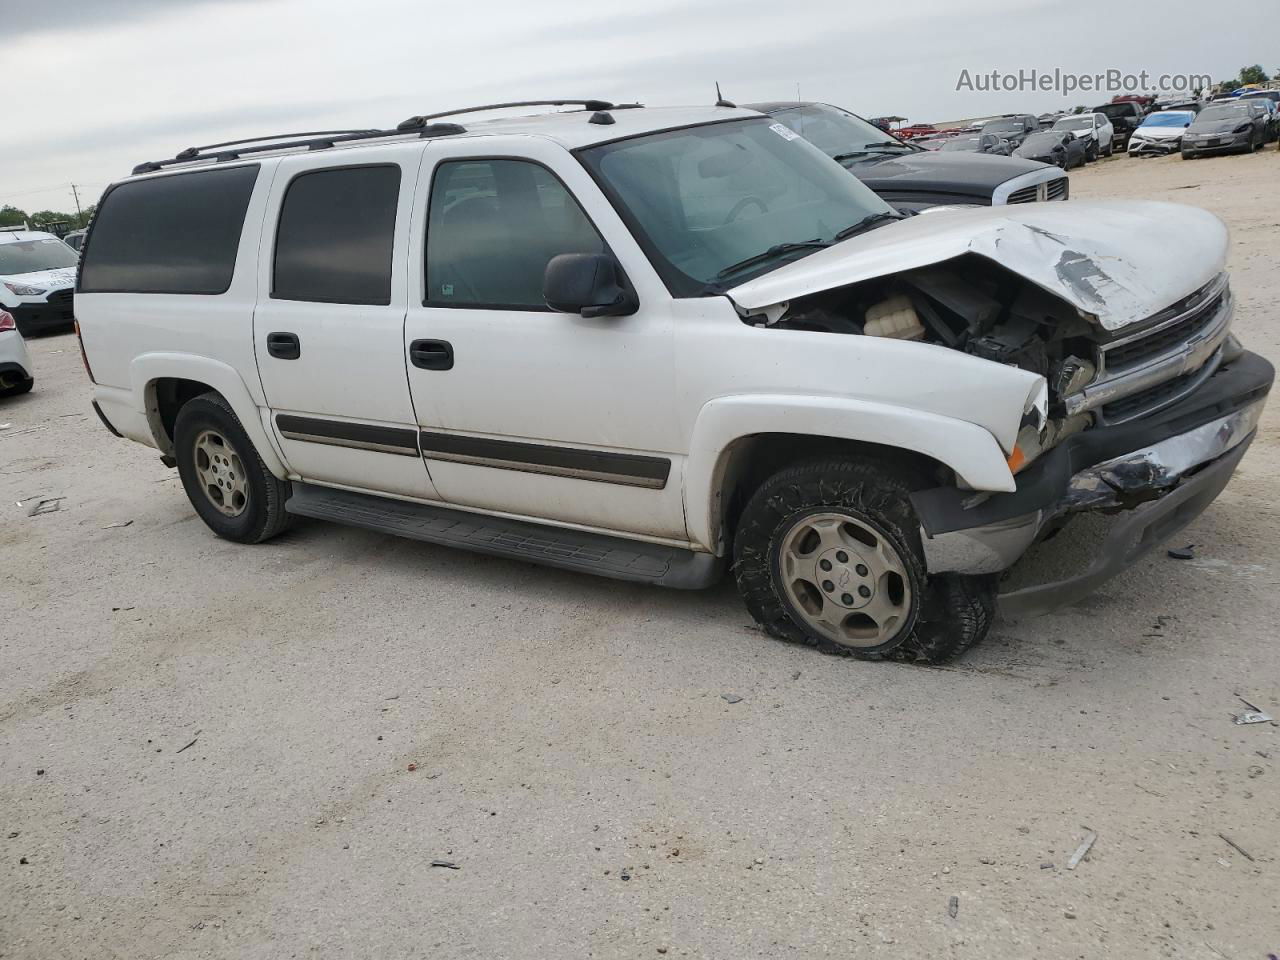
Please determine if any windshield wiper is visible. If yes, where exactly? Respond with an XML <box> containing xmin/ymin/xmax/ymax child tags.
<box><xmin>832</xmin><ymin>142</ymin><xmax>913</xmax><ymax>162</ymax></box>
<box><xmin>832</xmin><ymin>212</ymin><xmax>903</xmax><ymax>243</ymax></box>
<box><xmin>715</xmin><ymin>239</ymin><xmax>829</xmax><ymax>280</ymax></box>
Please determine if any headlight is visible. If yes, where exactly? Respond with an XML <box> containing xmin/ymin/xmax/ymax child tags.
<box><xmin>3</xmin><ymin>282</ymin><xmax>47</xmax><ymax>297</ymax></box>
<box><xmin>1233</xmin><ymin>124</ymin><xmax>1251</xmax><ymax>134</ymax></box>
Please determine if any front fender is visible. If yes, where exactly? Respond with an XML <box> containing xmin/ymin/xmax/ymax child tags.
<box><xmin>127</xmin><ymin>352</ymin><xmax>288</xmax><ymax>478</ymax></box>
<box><xmin>684</xmin><ymin>394</ymin><xmax>1015</xmax><ymax>552</ymax></box>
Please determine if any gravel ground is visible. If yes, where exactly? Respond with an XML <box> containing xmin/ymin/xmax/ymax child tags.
<box><xmin>3</xmin><ymin>148</ymin><xmax>1279</xmax><ymax>959</ymax></box>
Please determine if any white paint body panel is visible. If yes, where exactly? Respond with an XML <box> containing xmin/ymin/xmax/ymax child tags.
<box><xmin>0</xmin><ymin>327</ymin><xmax>34</xmax><ymax>381</ymax></box>
<box><xmin>726</xmin><ymin>200</ymin><xmax>1228</xmax><ymax>331</ymax></box>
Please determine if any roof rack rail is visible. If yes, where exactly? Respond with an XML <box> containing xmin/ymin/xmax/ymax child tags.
<box><xmin>396</xmin><ymin>99</ymin><xmax>626</xmax><ymax>130</ymax></box>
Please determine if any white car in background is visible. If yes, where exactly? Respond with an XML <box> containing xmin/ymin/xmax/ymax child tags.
<box><xmin>0</xmin><ymin>230</ymin><xmax>79</xmax><ymax>335</ymax></box>
<box><xmin>1052</xmin><ymin>112</ymin><xmax>1115</xmax><ymax>159</ymax></box>
<box><xmin>1128</xmin><ymin>111</ymin><xmax>1196</xmax><ymax>156</ymax></box>
<box><xmin>0</xmin><ymin>309</ymin><xmax>35</xmax><ymax>396</ymax></box>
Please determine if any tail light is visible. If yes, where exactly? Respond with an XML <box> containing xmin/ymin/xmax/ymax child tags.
<box><xmin>74</xmin><ymin>319</ymin><xmax>96</xmax><ymax>383</ymax></box>
<box><xmin>0</xmin><ymin>310</ymin><xmax>14</xmax><ymax>332</ymax></box>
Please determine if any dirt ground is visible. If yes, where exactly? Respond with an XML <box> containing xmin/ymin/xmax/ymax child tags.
<box><xmin>3</xmin><ymin>147</ymin><xmax>1279</xmax><ymax>960</ymax></box>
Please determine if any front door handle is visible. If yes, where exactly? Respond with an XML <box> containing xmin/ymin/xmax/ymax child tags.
<box><xmin>409</xmin><ymin>339</ymin><xmax>453</xmax><ymax>371</ymax></box>
<box><xmin>266</xmin><ymin>332</ymin><xmax>301</xmax><ymax>360</ymax></box>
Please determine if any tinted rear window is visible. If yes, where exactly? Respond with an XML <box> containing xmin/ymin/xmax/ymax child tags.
<box><xmin>272</xmin><ymin>165</ymin><xmax>400</xmax><ymax>305</ymax></box>
<box><xmin>79</xmin><ymin>165</ymin><xmax>258</xmax><ymax>294</ymax></box>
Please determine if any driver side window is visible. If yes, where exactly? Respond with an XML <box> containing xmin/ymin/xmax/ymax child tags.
<box><xmin>425</xmin><ymin>159</ymin><xmax>604</xmax><ymax>310</ymax></box>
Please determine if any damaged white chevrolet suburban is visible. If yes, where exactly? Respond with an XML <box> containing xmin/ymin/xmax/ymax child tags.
<box><xmin>75</xmin><ymin>101</ymin><xmax>1272</xmax><ymax>664</ymax></box>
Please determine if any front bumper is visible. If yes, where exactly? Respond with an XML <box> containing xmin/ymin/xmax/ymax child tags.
<box><xmin>913</xmin><ymin>351</ymin><xmax>1273</xmax><ymax>616</ymax></box>
<box><xmin>8</xmin><ymin>296</ymin><xmax>76</xmax><ymax>334</ymax></box>
<box><xmin>1128</xmin><ymin>138</ymin><xmax>1181</xmax><ymax>156</ymax></box>
<box><xmin>1182</xmin><ymin>134</ymin><xmax>1250</xmax><ymax>155</ymax></box>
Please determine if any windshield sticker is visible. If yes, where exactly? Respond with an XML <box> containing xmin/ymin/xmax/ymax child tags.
<box><xmin>769</xmin><ymin>123</ymin><xmax>801</xmax><ymax>141</ymax></box>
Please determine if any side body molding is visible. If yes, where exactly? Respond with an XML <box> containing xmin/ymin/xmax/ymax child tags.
<box><xmin>128</xmin><ymin>352</ymin><xmax>289</xmax><ymax>478</ymax></box>
<box><xmin>683</xmin><ymin>394</ymin><xmax>1016</xmax><ymax>552</ymax></box>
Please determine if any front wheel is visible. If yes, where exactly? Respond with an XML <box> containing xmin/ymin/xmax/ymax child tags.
<box><xmin>174</xmin><ymin>392</ymin><xmax>291</xmax><ymax>544</ymax></box>
<box><xmin>732</xmin><ymin>458</ymin><xmax>994</xmax><ymax>664</ymax></box>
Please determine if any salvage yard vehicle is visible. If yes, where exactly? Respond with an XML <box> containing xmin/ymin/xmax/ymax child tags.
<box><xmin>979</xmin><ymin>114</ymin><xmax>1040</xmax><ymax>148</ymax></box>
<box><xmin>940</xmin><ymin>132</ymin><xmax>1012</xmax><ymax>156</ymax></box>
<box><xmin>1182</xmin><ymin>102</ymin><xmax>1268</xmax><ymax>157</ymax></box>
<box><xmin>748</xmin><ymin>101</ymin><xmax>1067</xmax><ymax>212</ymax></box>
<box><xmin>1013</xmin><ymin>130</ymin><xmax>1088</xmax><ymax>169</ymax></box>
<box><xmin>0</xmin><ymin>230</ymin><xmax>78</xmax><ymax>335</ymax></box>
<box><xmin>76</xmin><ymin>100</ymin><xmax>1272</xmax><ymax>664</ymax></box>
<box><xmin>1128</xmin><ymin>111</ymin><xmax>1195</xmax><ymax>156</ymax></box>
<box><xmin>1093</xmin><ymin>100</ymin><xmax>1147</xmax><ymax>151</ymax></box>
<box><xmin>1052</xmin><ymin>112</ymin><xmax>1115</xmax><ymax>159</ymax></box>
<box><xmin>0</xmin><ymin>309</ymin><xmax>35</xmax><ymax>396</ymax></box>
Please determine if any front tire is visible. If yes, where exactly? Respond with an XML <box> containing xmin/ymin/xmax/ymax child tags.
<box><xmin>732</xmin><ymin>458</ymin><xmax>994</xmax><ymax>664</ymax></box>
<box><xmin>174</xmin><ymin>392</ymin><xmax>290</xmax><ymax>544</ymax></box>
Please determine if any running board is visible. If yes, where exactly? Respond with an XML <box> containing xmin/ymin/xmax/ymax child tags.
<box><xmin>285</xmin><ymin>483</ymin><xmax>722</xmax><ymax>590</ymax></box>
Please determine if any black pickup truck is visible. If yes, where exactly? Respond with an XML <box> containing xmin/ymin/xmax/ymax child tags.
<box><xmin>749</xmin><ymin>101</ymin><xmax>1068</xmax><ymax>212</ymax></box>
<box><xmin>1093</xmin><ymin>100</ymin><xmax>1147</xmax><ymax>151</ymax></box>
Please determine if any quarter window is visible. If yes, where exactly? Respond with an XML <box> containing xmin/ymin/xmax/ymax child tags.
<box><xmin>273</xmin><ymin>165</ymin><xmax>400</xmax><ymax>305</ymax></box>
<box><xmin>425</xmin><ymin>159</ymin><xmax>604</xmax><ymax>309</ymax></box>
<box><xmin>79</xmin><ymin>165</ymin><xmax>258</xmax><ymax>295</ymax></box>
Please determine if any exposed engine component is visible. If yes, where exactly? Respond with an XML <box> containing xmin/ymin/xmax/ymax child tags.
<box><xmin>863</xmin><ymin>295</ymin><xmax>924</xmax><ymax>341</ymax></box>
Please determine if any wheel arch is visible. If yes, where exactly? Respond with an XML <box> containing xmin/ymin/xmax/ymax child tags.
<box><xmin>684</xmin><ymin>395</ymin><xmax>1016</xmax><ymax>553</ymax></box>
<box><xmin>130</xmin><ymin>353</ymin><xmax>288</xmax><ymax>478</ymax></box>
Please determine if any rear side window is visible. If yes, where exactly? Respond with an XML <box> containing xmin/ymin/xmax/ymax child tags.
<box><xmin>425</xmin><ymin>159</ymin><xmax>604</xmax><ymax>309</ymax></box>
<box><xmin>272</xmin><ymin>165</ymin><xmax>400</xmax><ymax>305</ymax></box>
<box><xmin>79</xmin><ymin>165</ymin><xmax>258</xmax><ymax>294</ymax></box>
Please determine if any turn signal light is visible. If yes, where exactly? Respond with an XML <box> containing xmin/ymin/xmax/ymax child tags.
<box><xmin>1006</xmin><ymin>445</ymin><xmax>1028</xmax><ymax>474</ymax></box>
<box><xmin>74</xmin><ymin>319</ymin><xmax>96</xmax><ymax>383</ymax></box>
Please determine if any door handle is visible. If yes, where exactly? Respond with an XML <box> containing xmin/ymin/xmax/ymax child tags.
<box><xmin>409</xmin><ymin>339</ymin><xmax>454</xmax><ymax>371</ymax></box>
<box><xmin>266</xmin><ymin>332</ymin><xmax>301</xmax><ymax>360</ymax></box>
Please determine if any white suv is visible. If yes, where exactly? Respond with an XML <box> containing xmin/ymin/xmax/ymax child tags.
<box><xmin>76</xmin><ymin>100</ymin><xmax>1270</xmax><ymax>664</ymax></box>
<box><xmin>1052</xmin><ymin>112</ymin><xmax>1116</xmax><ymax>159</ymax></box>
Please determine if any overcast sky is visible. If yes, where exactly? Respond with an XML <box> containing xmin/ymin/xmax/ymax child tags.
<box><xmin>6</xmin><ymin>0</ymin><xmax>1274</xmax><ymax>215</ymax></box>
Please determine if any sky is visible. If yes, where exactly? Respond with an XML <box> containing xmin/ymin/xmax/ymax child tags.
<box><xmin>5</xmin><ymin>0</ymin><xmax>1274</xmax><ymax>216</ymax></box>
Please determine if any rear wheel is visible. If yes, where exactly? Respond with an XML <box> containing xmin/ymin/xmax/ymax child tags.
<box><xmin>0</xmin><ymin>376</ymin><xmax>33</xmax><ymax>397</ymax></box>
<box><xmin>174</xmin><ymin>392</ymin><xmax>290</xmax><ymax>544</ymax></box>
<box><xmin>732</xmin><ymin>458</ymin><xmax>994</xmax><ymax>664</ymax></box>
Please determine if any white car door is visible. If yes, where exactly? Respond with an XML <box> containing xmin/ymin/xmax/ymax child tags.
<box><xmin>402</xmin><ymin>136</ymin><xmax>687</xmax><ymax>541</ymax></box>
<box><xmin>253</xmin><ymin>144</ymin><xmax>440</xmax><ymax>500</ymax></box>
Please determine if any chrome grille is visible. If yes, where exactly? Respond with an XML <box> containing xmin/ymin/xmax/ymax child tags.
<box><xmin>1006</xmin><ymin>184</ymin><xmax>1038</xmax><ymax>204</ymax></box>
<box><xmin>47</xmin><ymin>288</ymin><xmax>74</xmax><ymax>307</ymax></box>
<box><xmin>1102</xmin><ymin>288</ymin><xmax>1225</xmax><ymax>372</ymax></box>
<box><xmin>1005</xmin><ymin>177</ymin><xmax>1068</xmax><ymax>204</ymax></box>
<box><xmin>1045</xmin><ymin>177</ymin><xmax>1068</xmax><ymax>200</ymax></box>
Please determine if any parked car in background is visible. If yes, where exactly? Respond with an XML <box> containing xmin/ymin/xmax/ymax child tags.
<box><xmin>1013</xmin><ymin>130</ymin><xmax>1088</xmax><ymax>168</ymax></box>
<box><xmin>1093</xmin><ymin>100</ymin><xmax>1146</xmax><ymax>151</ymax></box>
<box><xmin>0</xmin><ymin>230</ymin><xmax>78</xmax><ymax>335</ymax></box>
<box><xmin>979</xmin><ymin>114</ymin><xmax>1039</xmax><ymax>148</ymax></box>
<box><xmin>940</xmin><ymin>132</ymin><xmax>1012</xmax><ymax>155</ymax></box>
<box><xmin>76</xmin><ymin>100</ymin><xmax>1270</xmax><ymax>664</ymax></box>
<box><xmin>62</xmin><ymin>229</ymin><xmax>87</xmax><ymax>253</ymax></box>
<box><xmin>1052</xmin><ymin>112</ymin><xmax>1115</xmax><ymax>159</ymax></box>
<box><xmin>1128</xmin><ymin>111</ymin><xmax>1196</xmax><ymax>155</ymax></box>
<box><xmin>749</xmin><ymin>102</ymin><xmax>1066</xmax><ymax>211</ymax></box>
<box><xmin>1245</xmin><ymin>99</ymin><xmax>1279</xmax><ymax>142</ymax></box>
<box><xmin>1182</xmin><ymin>102</ymin><xmax>1269</xmax><ymax>157</ymax></box>
<box><xmin>896</xmin><ymin>124</ymin><xmax>937</xmax><ymax>140</ymax></box>
<box><xmin>0</xmin><ymin>309</ymin><xmax>35</xmax><ymax>396</ymax></box>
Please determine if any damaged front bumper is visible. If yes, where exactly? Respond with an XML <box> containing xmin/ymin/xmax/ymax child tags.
<box><xmin>913</xmin><ymin>350</ymin><xmax>1273</xmax><ymax>616</ymax></box>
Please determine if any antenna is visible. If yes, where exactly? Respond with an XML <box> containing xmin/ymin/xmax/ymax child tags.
<box><xmin>715</xmin><ymin>82</ymin><xmax>736</xmax><ymax>108</ymax></box>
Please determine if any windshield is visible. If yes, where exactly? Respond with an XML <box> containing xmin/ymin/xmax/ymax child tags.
<box><xmin>1096</xmin><ymin>103</ymin><xmax>1135</xmax><ymax>118</ymax></box>
<box><xmin>578</xmin><ymin>118</ymin><xmax>892</xmax><ymax>296</ymax></box>
<box><xmin>0</xmin><ymin>237</ymin><xmax>79</xmax><ymax>276</ymax></box>
<box><xmin>1054</xmin><ymin>116</ymin><xmax>1094</xmax><ymax>131</ymax></box>
<box><xmin>981</xmin><ymin>119</ymin><xmax>1023</xmax><ymax>134</ymax></box>
<box><xmin>1020</xmin><ymin>132</ymin><xmax>1063</xmax><ymax>150</ymax></box>
<box><xmin>762</xmin><ymin>103</ymin><xmax>908</xmax><ymax>158</ymax></box>
<box><xmin>1142</xmin><ymin>112</ymin><xmax>1193</xmax><ymax>127</ymax></box>
<box><xmin>940</xmin><ymin>137</ymin><xmax>982</xmax><ymax>151</ymax></box>
<box><xmin>1195</xmin><ymin>105</ymin><xmax>1248</xmax><ymax>123</ymax></box>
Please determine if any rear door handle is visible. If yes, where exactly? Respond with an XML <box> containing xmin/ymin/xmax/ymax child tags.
<box><xmin>266</xmin><ymin>332</ymin><xmax>300</xmax><ymax>360</ymax></box>
<box><xmin>409</xmin><ymin>339</ymin><xmax>453</xmax><ymax>371</ymax></box>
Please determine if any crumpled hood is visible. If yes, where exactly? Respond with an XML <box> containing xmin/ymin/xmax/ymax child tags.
<box><xmin>1133</xmin><ymin>125</ymin><xmax>1189</xmax><ymax>141</ymax></box>
<box><xmin>726</xmin><ymin>200</ymin><xmax>1227</xmax><ymax>332</ymax></box>
<box><xmin>1</xmin><ymin>267</ymin><xmax>77</xmax><ymax>289</ymax></box>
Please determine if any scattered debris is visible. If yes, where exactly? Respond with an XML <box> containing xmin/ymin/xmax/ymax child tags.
<box><xmin>1218</xmin><ymin>833</ymin><xmax>1254</xmax><ymax>862</ymax></box>
<box><xmin>25</xmin><ymin>497</ymin><xmax>64</xmax><ymax>517</ymax></box>
<box><xmin>1248</xmin><ymin>765</ymin><xmax>1264</xmax><ymax>779</ymax></box>
<box><xmin>1064</xmin><ymin>910</ymin><xmax>1077</xmax><ymax>920</ymax></box>
<box><xmin>1233</xmin><ymin>697</ymin><xmax>1274</xmax><ymax>725</ymax></box>
<box><xmin>721</xmin><ymin>694</ymin><xmax>743</xmax><ymax>704</ymax></box>
<box><xmin>111</xmin><ymin>606</ymin><xmax>136</xmax><ymax>613</ymax></box>
<box><xmin>19</xmin><ymin>857</ymin><xmax>29</xmax><ymax>865</ymax></box>
<box><xmin>0</xmin><ymin>423</ymin><xmax>9</xmax><ymax>430</ymax></box>
<box><xmin>1166</xmin><ymin>545</ymin><xmax>1195</xmax><ymax>560</ymax></box>
<box><xmin>35</xmin><ymin>769</ymin><xmax>44</xmax><ymax>776</ymax></box>
<box><xmin>657</xmin><ymin>948</ymin><xmax>668</xmax><ymax>955</ymax></box>
<box><xmin>101</xmin><ymin>520</ymin><xmax>134</xmax><ymax>529</ymax></box>
<box><xmin>1040</xmin><ymin>862</ymin><xmax>1054</xmax><ymax>870</ymax></box>
<box><xmin>791</xmin><ymin>671</ymin><xmax>801</xmax><ymax>680</ymax></box>
<box><xmin>621</xmin><ymin>868</ymin><xmax>632</xmax><ymax>881</ymax></box>
<box><xmin>175</xmin><ymin>731</ymin><xmax>201</xmax><ymax>754</ymax></box>
<box><xmin>430</xmin><ymin>859</ymin><xmax>459</xmax><ymax>869</ymax></box>
<box><xmin>7</xmin><ymin>831</ymin><xmax>18</xmax><ymax>839</ymax></box>
<box><xmin>407</xmin><ymin>763</ymin><xmax>418</xmax><ymax>771</ymax></box>
<box><xmin>947</xmin><ymin>895</ymin><xmax>959</xmax><ymax>919</ymax></box>
<box><xmin>1066</xmin><ymin>829</ymin><xmax>1097</xmax><ymax>870</ymax></box>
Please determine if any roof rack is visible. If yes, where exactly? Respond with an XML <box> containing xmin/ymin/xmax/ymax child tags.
<box><xmin>132</xmin><ymin>99</ymin><xmax>638</xmax><ymax>176</ymax></box>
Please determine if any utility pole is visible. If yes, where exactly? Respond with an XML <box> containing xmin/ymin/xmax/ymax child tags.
<box><xmin>70</xmin><ymin>183</ymin><xmax>83</xmax><ymax>225</ymax></box>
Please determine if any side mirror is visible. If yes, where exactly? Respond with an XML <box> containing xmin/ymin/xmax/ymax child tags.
<box><xmin>543</xmin><ymin>253</ymin><xmax>638</xmax><ymax>319</ymax></box>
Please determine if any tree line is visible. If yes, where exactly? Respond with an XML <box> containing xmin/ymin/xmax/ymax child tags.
<box><xmin>0</xmin><ymin>204</ymin><xmax>96</xmax><ymax>232</ymax></box>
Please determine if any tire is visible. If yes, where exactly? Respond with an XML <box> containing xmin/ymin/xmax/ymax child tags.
<box><xmin>173</xmin><ymin>391</ymin><xmax>290</xmax><ymax>544</ymax></box>
<box><xmin>0</xmin><ymin>377</ymin><xmax>33</xmax><ymax>398</ymax></box>
<box><xmin>1181</xmin><ymin>150</ymin><xmax>1193</xmax><ymax>160</ymax></box>
<box><xmin>1086</xmin><ymin>141</ymin><xmax>1099</xmax><ymax>162</ymax></box>
<box><xmin>732</xmin><ymin>457</ymin><xmax>995</xmax><ymax>664</ymax></box>
<box><xmin>1103</xmin><ymin>139</ymin><xmax>1114</xmax><ymax>157</ymax></box>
